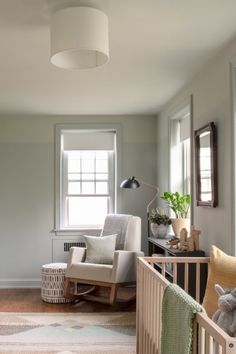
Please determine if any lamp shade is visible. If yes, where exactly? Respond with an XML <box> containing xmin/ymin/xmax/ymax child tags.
<box><xmin>50</xmin><ymin>6</ymin><xmax>109</xmax><ymax>69</ymax></box>
<box><xmin>120</xmin><ymin>176</ymin><xmax>140</xmax><ymax>189</ymax></box>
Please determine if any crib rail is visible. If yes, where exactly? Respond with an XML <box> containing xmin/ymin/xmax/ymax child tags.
<box><xmin>136</xmin><ymin>257</ymin><xmax>236</xmax><ymax>354</ymax></box>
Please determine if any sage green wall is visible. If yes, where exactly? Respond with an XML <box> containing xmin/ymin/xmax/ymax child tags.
<box><xmin>0</xmin><ymin>115</ymin><xmax>156</xmax><ymax>287</ymax></box>
<box><xmin>157</xmin><ymin>38</ymin><xmax>236</xmax><ymax>255</ymax></box>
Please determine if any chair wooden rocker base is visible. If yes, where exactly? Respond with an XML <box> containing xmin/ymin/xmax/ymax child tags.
<box><xmin>64</xmin><ymin>277</ymin><xmax>136</xmax><ymax>305</ymax></box>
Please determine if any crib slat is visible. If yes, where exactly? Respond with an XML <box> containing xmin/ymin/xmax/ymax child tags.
<box><xmin>209</xmin><ymin>335</ymin><xmax>214</xmax><ymax>354</ymax></box>
<box><xmin>173</xmin><ymin>263</ymin><xmax>177</xmax><ymax>283</ymax></box>
<box><xmin>144</xmin><ymin>272</ymin><xmax>148</xmax><ymax>354</ymax></box>
<box><xmin>153</xmin><ymin>278</ymin><xmax>157</xmax><ymax>354</ymax></box>
<box><xmin>148</xmin><ymin>272</ymin><xmax>152</xmax><ymax>354</ymax></box>
<box><xmin>151</xmin><ymin>276</ymin><xmax>156</xmax><ymax>354</ymax></box>
<box><xmin>150</xmin><ymin>274</ymin><xmax>153</xmax><ymax>354</ymax></box>
<box><xmin>215</xmin><ymin>342</ymin><xmax>220</xmax><ymax>354</ymax></box>
<box><xmin>157</xmin><ymin>282</ymin><xmax>162</xmax><ymax>350</ymax></box>
<box><xmin>136</xmin><ymin>262</ymin><xmax>140</xmax><ymax>354</ymax></box>
<box><xmin>196</xmin><ymin>262</ymin><xmax>200</xmax><ymax>303</ymax></box>
<box><xmin>158</xmin><ymin>283</ymin><xmax>161</xmax><ymax>353</ymax></box>
<box><xmin>184</xmin><ymin>263</ymin><xmax>189</xmax><ymax>292</ymax></box>
<box><xmin>141</xmin><ymin>265</ymin><xmax>145</xmax><ymax>354</ymax></box>
<box><xmin>205</xmin><ymin>331</ymin><xmax>210</xmax><ymax>354</ymax></box>
<box><xmin>222</xmin><ymin>344</ymin><xmax>226</xmax><ymax>354</ymax></box>
<box><xmin>199</xmin><ymin>324</ymin><xmax>205</xmax><ymax>354</ymax></box>
<box><xmin>192</xmin><ymin>320</ymin><xmax>198</xmax><ymax>354</ymax></box>
<box><xmin>198</xmin><ymin>325</ymin><xmax>201</xmax><ymax>354</ymax></box>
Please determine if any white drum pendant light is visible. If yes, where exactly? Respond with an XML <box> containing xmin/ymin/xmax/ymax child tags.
<box><xmin>50</xmin><ymin>6</ymin><xmax>109</xmax><ymax>69</ymax></box>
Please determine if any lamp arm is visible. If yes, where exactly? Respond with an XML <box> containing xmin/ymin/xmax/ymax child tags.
<box><xmin>146</xmin><ymin>190</ymin><xmax>159</xmax><ymax>213</ymax></box>
<box><xmin>138</xmin><ymin>179</ymin><xmax>159</xmax><ymax>213</ymax></box>
<box><xmin>139</xmin><ymin>180</ymin><xmax>159</xmax><ymax>238</ymax></box>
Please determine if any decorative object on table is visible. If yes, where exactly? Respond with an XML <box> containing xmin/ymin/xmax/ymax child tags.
<box><xmin>41</xmin><ymin>263</ymin><xmax>72</xmax><ymax>303</ymax></box>
<box><xmin>149</xmin><ymin>208</ymin><xmax>171</xmax><ymax>238</ymax></box>
<box><xmin>120</xmin><ymin>176</ymin><xmax>159</xmax><ymax>237</ymax></box>
<box><xmin>166</xmin><ymin>236</ymin><xmax>180</xmax><ymax>249</ymax></box>
<box><xmin>212</xmin><ymin>284</ymin><xmax>236</xmax><ymax>337</ymax></box>
<box><xmin>195</xmin><ymin>122</ymin><xmax>217</xmax><ymax>207</ymax></box>
<box><xmin>161</xmin><ymin>191</ymin><xmax>190</xmax><ymax>237</ymax></box>
<box><xmin>179</xmin><ymin>226</ymin><xmax>201</xmax><ymax>251</ymax></box>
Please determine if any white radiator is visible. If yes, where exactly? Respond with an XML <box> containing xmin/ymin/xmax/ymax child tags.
<box><xmin>52</xmin><ymin>237</ymin><xmax>86</xmax><ymax>263</ymax></box>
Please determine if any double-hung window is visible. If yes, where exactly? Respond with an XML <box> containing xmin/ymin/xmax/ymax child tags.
<box><xmin>56</xmin><ymin>127</ymin><xmax>116</xmax><ymax>230</ymax></box>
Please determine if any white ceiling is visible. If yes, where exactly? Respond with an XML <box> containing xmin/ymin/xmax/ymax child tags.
<box><xmin>0</xmin><ymin>0</ymin><xmax>236</xmax><ymax>115</ymax></box>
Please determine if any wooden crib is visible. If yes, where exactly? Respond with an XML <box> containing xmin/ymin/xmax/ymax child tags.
<box><xmin>136</xmin><ymin>256</ymin><xmax>236</xmax><ymax>354</ymax></box>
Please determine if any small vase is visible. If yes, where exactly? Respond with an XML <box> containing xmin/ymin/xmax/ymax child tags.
<box><xmin>150</xmin><ymin>223</ymin><xmax>169</xmax><ymax>238</ymax></box>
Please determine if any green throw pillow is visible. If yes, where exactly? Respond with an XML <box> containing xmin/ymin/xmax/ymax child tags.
<box><xmin>84</xmin><ymin>234</ymin><xmax>117</xmax><ymax>265</ymax></box>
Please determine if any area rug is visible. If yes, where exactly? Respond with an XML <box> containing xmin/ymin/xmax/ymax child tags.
<box><xmin>0</xmin><ymin>312</ymin><xmax>136</xmax><ymax>354</ymax></box>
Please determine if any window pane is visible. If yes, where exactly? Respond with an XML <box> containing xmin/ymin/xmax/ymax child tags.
<box><xmin>96</xmin><ymin>159</ymin><xmax>108</xmax><ymax>173</ymax></box>
<box><xmin>183</xmin><ymin>138</ymin><xmax>191</xmax><ymax>195</ymax></box>
<box><xmin>68</xmin><ymin>173</ymin><xmax>80</xmax><ymax>181</ymax></box>
<box><xmin>68</xmin><ymin>182</ymin><xmax>80</xmax><ymax>194</ymax></box>
<box><xmin>68</xmin><ymin>197</ymin><xmax>108</xmax><ymax>226</ymax></box>
<box><xmin>82</xmin><ymin>159</ymin><xmax>94</xmax><ymax>173</ymax></box>
<box><xmin>82</xmin><ymin>173</ymin><xmax>94</xmax><ymax>181</ymax></box>
<box><xmin>95</xmin><ymin>151</ymin><xmax>108</xmax><ymax>159</ymax></box>
<box><xmin>68</xmin><ymin>151</ymin><xmax>80</xmax><ymax>158</ymax></box>
<box><xmin>81</xmin><ymin>151</ymin><xmax>95</xmax><ymax>159</ymax></box>
<box><xmin>68</xmin><ymin>159</ymin><xmax>80</xmax><ymax>173</ymax></box>
<box><xmin>96</xmin><ymin>182</ymin><xmax>108</xmax><ymax>194</ymax></box>
<box><xmin>96</xmin><ymin>173</ymin><xmax>108</xmax><ymax>180</ymax></box>
<box><xmin>81</xmin><ymin>182</ymin><xmax>94</xmax><ymax>194</ymax></box>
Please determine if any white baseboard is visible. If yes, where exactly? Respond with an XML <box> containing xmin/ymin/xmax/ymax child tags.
<box><xmin>0</xmin><ymin>278</ymin><xmax>41</xmax><ymax>288</ymax></box>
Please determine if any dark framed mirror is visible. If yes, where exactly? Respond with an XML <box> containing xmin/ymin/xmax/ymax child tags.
<box><xmin>195</xmin><ymin>122</ymin><xmax>217</xmax><ymax>207</ymax></box>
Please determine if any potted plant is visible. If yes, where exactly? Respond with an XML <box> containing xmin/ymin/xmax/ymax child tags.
<box><xmin>149</xmin><ymin>208</ymin><xmax>172</xmax><ymax>238</ymax></box>
<box><xmin>161</xmin><ymin>192</ymin><xmax>191</xmax><ymax>237</ymax></box>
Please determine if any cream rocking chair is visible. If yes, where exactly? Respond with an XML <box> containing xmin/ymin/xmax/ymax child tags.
<box><xmin>64</xmin><ymin>214</ymin><xmax>143</xmax><ymax>305</ymax></box>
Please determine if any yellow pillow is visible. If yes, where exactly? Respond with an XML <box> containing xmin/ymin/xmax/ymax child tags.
<box><xmin>203</xmin><ymin>245</ymin><xmax>236</xmax><ymax>317</ymax></box>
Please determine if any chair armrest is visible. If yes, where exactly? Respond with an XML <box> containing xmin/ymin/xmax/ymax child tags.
<box><xmin>67</xmin><ymin>247</ymin><xmax>86</xmax><ymax>268</ymax></box>
<box><xmin>111</xmin><ymin>250</ymin><xmax>144</xmax><ymax>283</ymax></box>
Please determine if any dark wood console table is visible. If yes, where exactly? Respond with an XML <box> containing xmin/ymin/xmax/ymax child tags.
<box><xmin>148</xmin><ymin>236</ymin><xmax>207</xmax><ymax>301</ymax></box>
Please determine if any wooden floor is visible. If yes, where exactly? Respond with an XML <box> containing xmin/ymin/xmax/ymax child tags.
<box><xmin>0</xmin><ymin>288</ymin><xmax>136</xmax><ymax>312</ymax></box>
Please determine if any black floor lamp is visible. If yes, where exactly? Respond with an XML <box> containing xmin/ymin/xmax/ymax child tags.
<box><xmin>120</xmin><ymin>176</ymin><xmax>159</xmax><ymax>237</ymax></box>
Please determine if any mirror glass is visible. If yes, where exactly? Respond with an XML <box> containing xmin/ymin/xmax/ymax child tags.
<box><xmin>195</xmin><ymin>122</ymin><xmax>217</xmax><ymax>207</ymax></box>
<box><xmin>199</xmin><ymin>131</ymin><xmax>211</xmax><ymax>202</ymax></box>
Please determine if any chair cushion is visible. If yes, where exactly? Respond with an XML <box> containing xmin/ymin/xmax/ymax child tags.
<box><xmin>84</xmin><ymin>234</ymin><xmax>117</xmax><ymax>265</ymax></box>
<box><xmin>202</xmin><ymin>245</ymin><xmax>236</xmax><ymax>317</ymax></box>
<box><xmin>66</xmin><ymin>262</ymin><xmax>113</xmax><ymax>283</ymax></box>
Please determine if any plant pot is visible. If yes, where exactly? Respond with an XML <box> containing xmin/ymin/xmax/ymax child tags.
<box><xmin>150</xmin><ymin>223</ymin><xmax>169</xmax><ymax>238</ymax></box>
<box><xmin>171</xmin><ymin>218</ymin><xmax>190</xmax><ymax>237</ymax></box>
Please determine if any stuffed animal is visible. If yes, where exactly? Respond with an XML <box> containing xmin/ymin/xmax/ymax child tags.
<box><xmin>212</xmin><ymin>284</ymin><xmax>236</xmax><ymax>337</ymax></box>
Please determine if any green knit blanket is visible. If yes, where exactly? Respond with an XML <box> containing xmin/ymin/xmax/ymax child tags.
<box><xmin>161</xmin><ymin>283</ymin><xmax>204</xmax><ymax>354</ymax></box>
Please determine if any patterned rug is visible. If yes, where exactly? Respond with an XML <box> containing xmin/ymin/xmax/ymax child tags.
<box><xmin>0</xmin><ymin>312</ymin><xmax>136</xmax><ymax>354</ymax></box>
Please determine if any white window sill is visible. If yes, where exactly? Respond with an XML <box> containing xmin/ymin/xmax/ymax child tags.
<box><xmin>51</xmin><ymin>228</ymin><xmax>102</xmax><ymax>237</ymax></box>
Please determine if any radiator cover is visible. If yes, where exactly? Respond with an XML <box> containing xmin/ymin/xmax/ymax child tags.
<box><xmin>52</xmin><ymin>237</ymin><xmax>86</xmax><ymax>263</ymax></box>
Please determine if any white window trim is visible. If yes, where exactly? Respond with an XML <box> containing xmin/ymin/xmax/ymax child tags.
<box><xmin>54</xmin><ymin>123</ymin><xmax>122</xmax><ymax>235</ymax></box>
<box><xmin>168</xmin><ymin>96</ymin><xmax>193</xmax><ymax>223</ymax></box>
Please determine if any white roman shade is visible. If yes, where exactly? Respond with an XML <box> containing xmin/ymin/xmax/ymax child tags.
<box><xmin>62</xmin><ymin>131</ymin><xmax>115</xmax><ymax>151</ymax></box>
